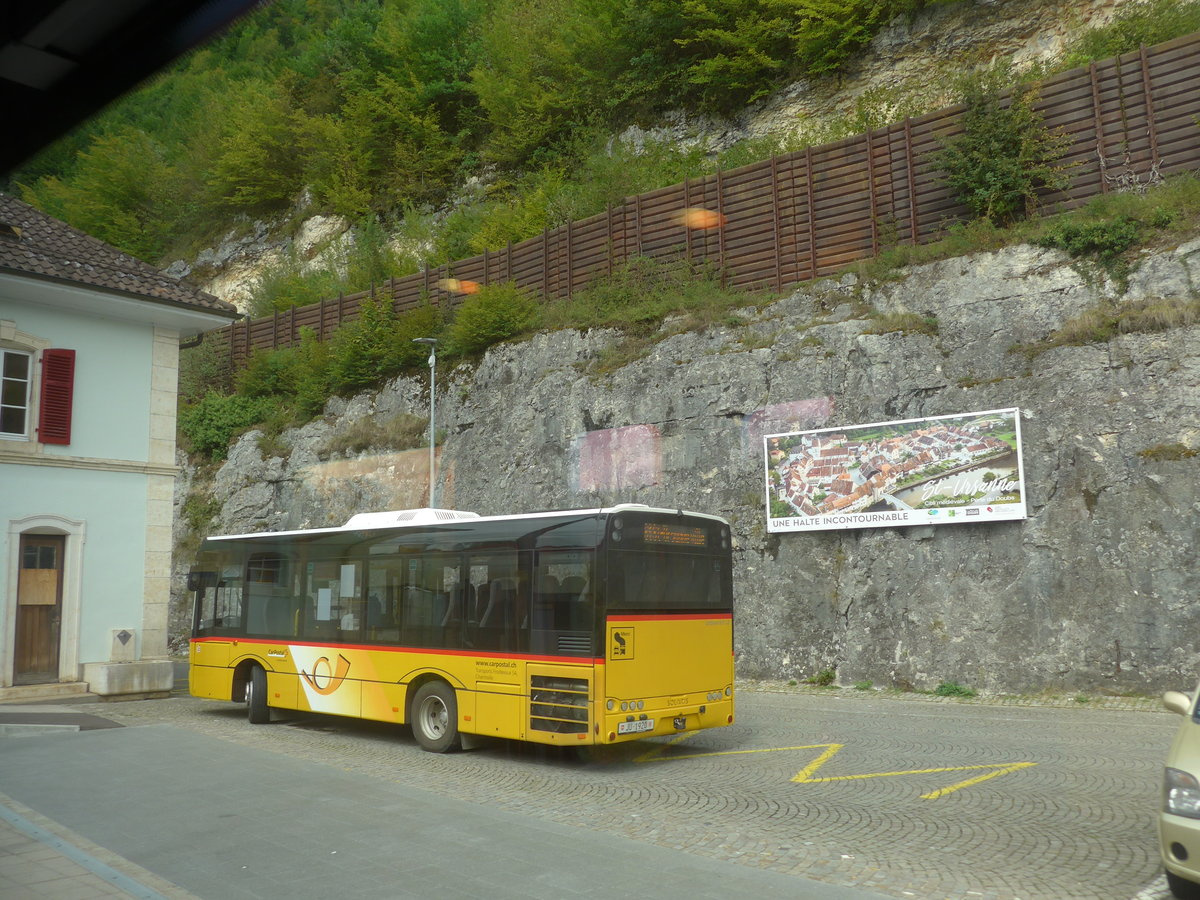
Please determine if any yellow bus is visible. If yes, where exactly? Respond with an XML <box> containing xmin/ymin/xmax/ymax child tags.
<box><xmin>187</xmin><ymin>504</ymin><xmax>734</xmax><ymax>752</ymax></box>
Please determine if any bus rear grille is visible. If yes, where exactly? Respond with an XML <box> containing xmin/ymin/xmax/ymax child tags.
<box><xmin>530</xmin><ymin>675</ymin><xmax>588</xmax><ymax>734</ymax></box>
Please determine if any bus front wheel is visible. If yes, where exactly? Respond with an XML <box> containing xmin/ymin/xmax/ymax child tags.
<box><xmin>246</xmin><ymin>665</ymin><xmax>269</xmax><ymax>724</ymax></box>
<box><xmin>411</xmin><ymin>681</ymin><xmax>461</xmax><ymax>752</ymax></box>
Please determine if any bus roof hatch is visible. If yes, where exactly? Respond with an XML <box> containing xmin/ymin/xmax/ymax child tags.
<box><xmin>342</xmin><ymin>508</ymin><xmax>481</xmax><ymax>529</ymax></box>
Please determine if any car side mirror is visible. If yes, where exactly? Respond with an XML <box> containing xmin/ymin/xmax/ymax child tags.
<box><xmin>1163</xmin><ymin>691</ymin><xmax>1193</xmax><ymax>716</ymax></box>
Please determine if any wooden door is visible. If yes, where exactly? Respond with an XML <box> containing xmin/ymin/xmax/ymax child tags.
<box><xmin>15</xmin><ymin>535</ymin><xmax>64</xmax><ymax>684</ymax></box>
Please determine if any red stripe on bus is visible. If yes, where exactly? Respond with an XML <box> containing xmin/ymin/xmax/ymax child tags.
<box><xmin>188</xmin><ymin>636</ymin><xmax>602</xmax><ymax>666</ymax></box>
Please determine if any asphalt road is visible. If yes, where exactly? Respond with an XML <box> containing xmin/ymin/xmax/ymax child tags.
<box><xmin>9</xmin><ymin>682</ymin><xmax>1175</xmax><ymax>900</ymax></box>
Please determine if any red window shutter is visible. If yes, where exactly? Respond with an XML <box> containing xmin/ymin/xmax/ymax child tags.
<box><xmin>38</xmin><ymin>349</ymin><xmax>75</xmax><ymax>445</ymax></box>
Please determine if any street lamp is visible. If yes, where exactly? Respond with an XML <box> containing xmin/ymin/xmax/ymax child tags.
<box><xmin>413</xmin><ymin>338</ymin><xmax>438</xmax><ymax>507</ymax></box>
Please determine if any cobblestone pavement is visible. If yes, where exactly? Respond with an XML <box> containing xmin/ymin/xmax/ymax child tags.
<box><xmin>63</xmin><ymin>681</ymin><xmax>1181</xmax><ymax>900</ymax></box>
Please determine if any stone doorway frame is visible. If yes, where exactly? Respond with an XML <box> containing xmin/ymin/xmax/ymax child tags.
<box><xmin>4</xmin><ymin>514</ymin><xmax>85</xmax><ymax>687</ymax></box>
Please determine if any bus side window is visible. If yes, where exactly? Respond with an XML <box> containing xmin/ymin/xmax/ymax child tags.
<box><xmin>245</xmin><ymin>553</ymin><xmax>292</xmax><ymax>637</ymax></box>
<box><xmin>466</xmin><ymin>554</ymin><xmax>521</xmax><ymax>651</ymax></box>
<box><xmin>531</xmin><ymin>551</ymin><xmax>594</xmax><ymax>655</ymax></box>
<box><xmin>301</xmin><ymin>559</ymin><xmax>344</xmax><ymax>640</ymax></box>
<box><xmin>337</xmin><ymin>562</ymin><xmax>364</xmax><ymax>639</ymax></box>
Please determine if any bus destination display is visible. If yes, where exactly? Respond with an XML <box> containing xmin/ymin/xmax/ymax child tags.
<box><xmin>643</xmin><ymin>522</ymin><xmax>707</xmax><ymax>547</ymax></box>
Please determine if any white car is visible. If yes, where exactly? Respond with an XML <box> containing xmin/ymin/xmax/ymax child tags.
<box><xmin>1162</xmin><ymin>685</ymin><xmax>1200</xmax><ymax>898</ymax></box>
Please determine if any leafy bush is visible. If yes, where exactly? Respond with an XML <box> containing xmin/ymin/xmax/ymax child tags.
<box><xmin>327</xmin><ymin>294</ymin><xmax>405</xmax><ymax>392</ymax></box>
<box><xmin>249</xmin><ymin>251</ymin><xmax>346</xmax><ymax>317</ymax></box>
<box><xmin>1037</xmin><ymin>217</ymin><xmax>1141</xmax><ymax>263</ymax></box>
<box><xmin>178</xmin><ymin>392</ymin><xmax>277</xmax><ymax>460</ymax></box>
<box><xmin>936</xmin><ymin>73</ymin><xmax>1070</xmax><ymax>226</ymax></box>
<box><xmin>934</xmin><ymin>680</ymin><xmax>977</xmax><ymax>698</ymax></box>
<box><xmin>446</xmin><ymin>282</ymin><xmax>541</xmax><ymax>354</ymax></box>
<box><xmin>235</xmin><ymin>346</ymin><xmax>301</xmax><ymax>398</ymax></box>
<box><xmin>289</xmin><ymin>330</ymin><xmax>335</xmax><ymax>417</ymax></box>
<box><xmin>806</xmin><ymin>668</ymin><xmax>837</xmax><ymax>686</ymax></box>
<box><xmin>205</xmin><ymin>79</ymin><xmax>305</xmax><ymax>215</ymax></box>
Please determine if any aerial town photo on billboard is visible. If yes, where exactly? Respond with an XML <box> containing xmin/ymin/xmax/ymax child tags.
<box><xmin>764</xmin><ymin>407</ymin><xmax>1026</xmax><ymax>533</ymax></box>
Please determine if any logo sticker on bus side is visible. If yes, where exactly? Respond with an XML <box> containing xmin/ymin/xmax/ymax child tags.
<box><xmin>610</xmin><ymin>627</ymin><xmax>634</xmax><ymax>660</ymax></box>
<box><xmin>299</xmin><ymin>652</ymin><xmax>351</xmax><ymax>695</ymax></box>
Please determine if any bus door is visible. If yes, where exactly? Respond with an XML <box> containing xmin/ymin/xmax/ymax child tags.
<box><xmin>189</xmin><ymin>564</ymin><xmax>241</xmax><ymax>699</ymax></box>
<box><xmin>464</xmin><ymin>552</ymin><xmax>523</xmax><ymax>739</ymax></box>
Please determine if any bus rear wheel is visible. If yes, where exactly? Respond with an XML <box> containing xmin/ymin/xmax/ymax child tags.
<box><xmin>246</xmin><ymin>665</ymin><xmax>269</xmax><ymax>724</ymax></box>
<box><xmin>411</xmin><ymin>681</ymin><xmax>460</xmax><ymax>752</ymax></box>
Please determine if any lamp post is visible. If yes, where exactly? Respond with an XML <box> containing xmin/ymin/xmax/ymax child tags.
<box><xmin>413</xmin><ymin>338</ymin><xmax>438</xmax><ymax>507</ymax></box>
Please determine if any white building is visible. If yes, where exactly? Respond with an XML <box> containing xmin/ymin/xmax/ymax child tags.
<box><xmin>0</xmin><ymin>194</ymin><xmax>237</xmax><ymax>699</ymax></box>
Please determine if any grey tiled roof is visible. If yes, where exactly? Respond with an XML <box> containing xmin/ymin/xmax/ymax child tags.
<box><xmin>0</xmin><ymin>193</ymin><xmax>237</xmax><ymax>317</ymax></box>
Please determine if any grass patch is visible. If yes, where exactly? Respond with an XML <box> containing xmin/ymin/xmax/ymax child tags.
<box><xmin>933</xmin><ymin>680</ymin><xmax>978</xmax><ymax>698</ymax></box>
<box><xmin>862</xmin><ymin>311</ymin><xmax>939</xmax><ymax>337</ymax></box>
<box><xmin>324</xmin><ymin>413</ymin><xmax>429</xmax><ymax>457</ymax></box>
<box><xmin>849</xmin><ymin>173</ymin><xmax>1200</xmax><ymax>285</ymax></box>
<box><xmin>1139</xmin><ymin>443</ymin><xmax>1198</xmax><ymax>462</ymax></box>
<box><xmin>1012</xmin><ymin>296</ymin><xmax>1200</xmax><ymax>360</ymax></box>
<box><xmin>543</xmin><ymin>256</ymin><xmax>758</xmax><ymax>334</ymax></box>
<box><xmin>806</xmin><ymin>668</ymin><xmax>837</xmax><ymax>687</ymax></box>
<box><xmin>1056</xmin><ymin>0</ymin><xmax>1200</xmax><ymax>71</ymax></box>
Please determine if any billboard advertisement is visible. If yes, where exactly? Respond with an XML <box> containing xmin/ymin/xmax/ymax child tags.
<box><xmin>764</xmin><ymin>408</ymin><xmax>1026</xmax><ymax>533</ymax></box>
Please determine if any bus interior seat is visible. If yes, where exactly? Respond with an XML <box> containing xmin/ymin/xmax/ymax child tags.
<box><xmin>557</xmin><ymin>576</ymin><xmax>590</xmax><ymax>630</ymax></box>
<box><xmin>478</xmin><ymin>577</ymin><xmax>517</xmax><ymax>649</ymax></box>
<box><xmin>366</xmin><ymin>593</ymin><xmax>385</xmax><ymax>626</ymax></box>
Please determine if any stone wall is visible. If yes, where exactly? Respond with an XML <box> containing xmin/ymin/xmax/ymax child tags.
<box><xmin>175</xmin><ymin>237</ymin><xmax>1200</xmax><ymax>693</ymax></box>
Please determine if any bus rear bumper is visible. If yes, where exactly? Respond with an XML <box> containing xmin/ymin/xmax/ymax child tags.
<box><xmin>602</xmin><ymin>698</ymin><xmax>733</xmax><ymax>743</ymax></box>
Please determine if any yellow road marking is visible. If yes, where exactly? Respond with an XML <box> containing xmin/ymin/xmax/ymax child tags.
<box><xmin>636</xmin><ymin>737</ymin><xmax>1036</xmax><ymax>799</ymax></box>
<box><xmin>916</xmin><ymin>763</ymin><xmax>1037</xmax><ymax>799</ymax></box>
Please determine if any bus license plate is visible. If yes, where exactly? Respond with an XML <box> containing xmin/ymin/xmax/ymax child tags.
<box><xmin>618</xmin><ymin>719</ymin><xmax>655</xmax><ymax>735</ymax></box>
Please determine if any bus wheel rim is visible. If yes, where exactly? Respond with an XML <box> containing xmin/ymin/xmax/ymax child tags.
<box><xmin>422</xmin><ymin>697</ymin><xmax>446</xmax><ymax>737</ymax></box>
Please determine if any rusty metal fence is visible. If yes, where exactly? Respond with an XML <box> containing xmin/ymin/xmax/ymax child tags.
<box><xmin>208</xmin><ymin>32</ymin><xmax>1200</xmax><ymax>367</ymax></box>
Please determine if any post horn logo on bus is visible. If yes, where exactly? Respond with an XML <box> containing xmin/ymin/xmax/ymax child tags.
<box><xmin>300</xmin><ymin>653</ymin><xmax>351</xmax><ymax>695</ymax></box>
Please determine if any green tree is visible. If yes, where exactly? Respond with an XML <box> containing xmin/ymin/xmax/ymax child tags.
<box><xmin>206</xmin><ymin>79</ymin><xmax>304</xmax><ymax>213</ymax></box>
<box><xmin>328</xmin><ymin>294</ymin><xmax>406</xmax><ymax>392</ymax></box>
<box><xmin>446</xmin><ymin>282</ymin><xmax>541</xmax><ymax>354</ymax></box>
<box><xmin>19</xmin><ymin>126</ymin><xmax>176</xmax><ymax>260</ymax></box>
<box><xmin>296</xmin><ymin>111</ymin><xmax>373</xmax><ymax>218</ymax></box>
<box><xmin>471</xmin><ymin>0</ymin><xmax>619</xmax><ymax>166</ymax></box>
<box><xmin>936</xmin><ymin>76</ymin><xmax>1070</xmax><ymax>226</ymax></box>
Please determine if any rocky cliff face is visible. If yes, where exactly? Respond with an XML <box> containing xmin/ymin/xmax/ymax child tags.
<box><xmin>176</xmin><ymin>236</ymin><xmax>1200</xmax><ymax>694</ymax></box>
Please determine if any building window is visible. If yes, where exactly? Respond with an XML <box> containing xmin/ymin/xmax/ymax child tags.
<box><xmin>1</xmin><ymin>349</ymin><xmax>31</xmax><ymax>439</ymax></box>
